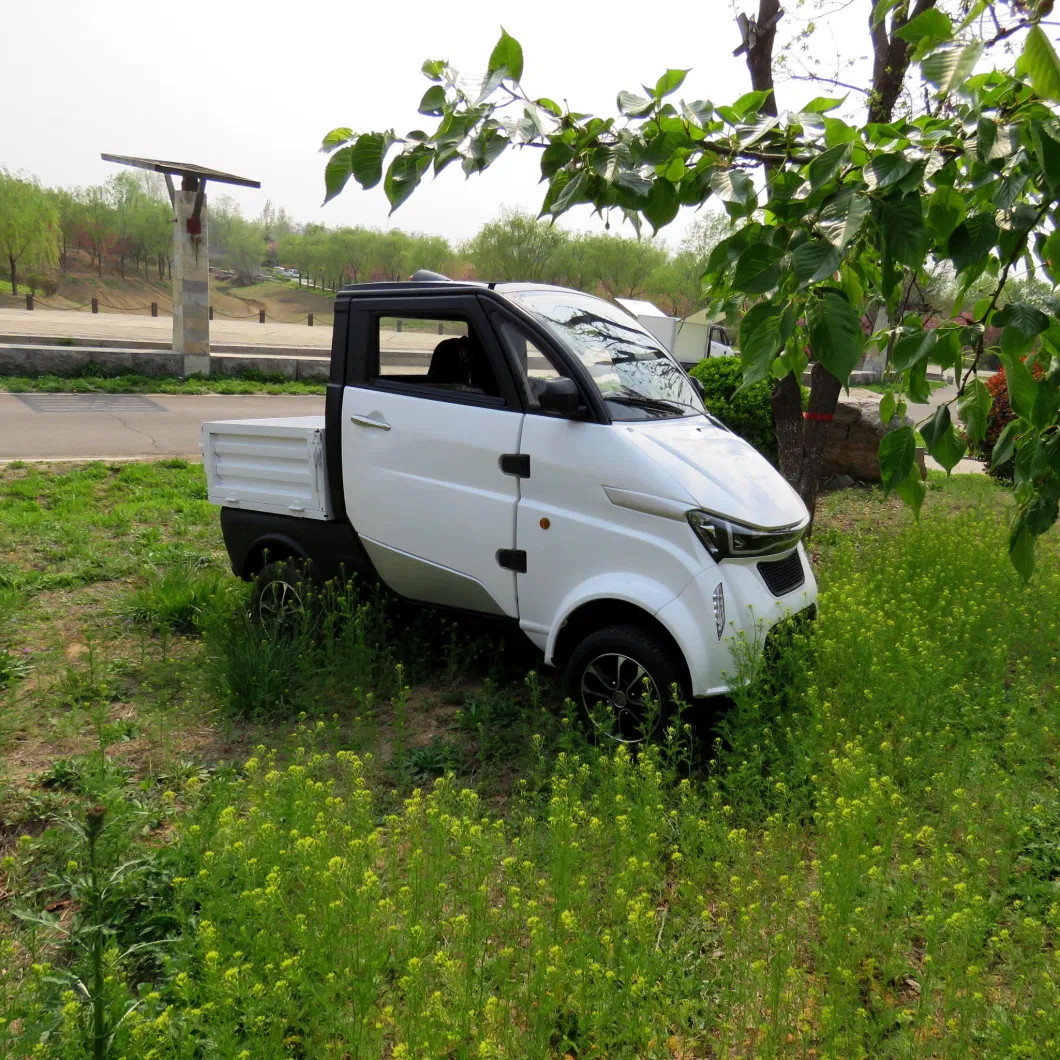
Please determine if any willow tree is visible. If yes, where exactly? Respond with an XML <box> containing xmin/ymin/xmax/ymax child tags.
<box><xmin>321</xmin><ymin>7</ymin><xmax>1060</xmax><ymax>578</ymax></box>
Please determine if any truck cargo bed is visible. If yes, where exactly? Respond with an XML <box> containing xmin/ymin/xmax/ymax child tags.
<box><xmin>201</xmin><ymin>416</ymin><xmax>332</xmax><ymax>520</ymax></box>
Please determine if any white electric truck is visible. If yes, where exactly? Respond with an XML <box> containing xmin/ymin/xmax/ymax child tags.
<box><xmin>202</xmin><ymin>277</ymin><xmax>816</xmax><ymax>738</ymax></box>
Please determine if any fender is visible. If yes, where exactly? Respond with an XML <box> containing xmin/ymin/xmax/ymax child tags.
<box><xmin>541</xmin><ymin>571</ymin><xmax>697</xmax><ymax>666</ymax></box>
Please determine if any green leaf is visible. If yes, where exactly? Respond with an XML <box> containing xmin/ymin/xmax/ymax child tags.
<box><xmin>541</xmin><ymin>139</ymin><xmax>576</xmax><ymax>179</ymax></box>
<box><xmin>807</xmin><ymin>290</ymin><xmax>864</xmax><ymax>383</ymax></box>
<box><xmin>880</xmin><ymin>390</ymin><xmax>897</xmax><ymax>425</ymax></box>
<box><xmin>321</xmin><ymin>127</ymin><xmax>353</xmax><ymax>152</ymax></box>
<box><xmin>383</xmin><ymin>147</ymin><xmax>430</xmax><ymax>212</ymax></box>
<box><xmin>1001</xmin><ymin>354</ymin><xmax>1037</xmax><ymax>422</ymax></box>
<box><xmin>683</xmin><ymin>100</ymin><xmax>713</xmax><ymax>127</ymax></box>
<box><xmin>1030</xmin><ymin>122</ymin><xmax>1060</xmax><ymax>195</ymax></box>
<box><xmin>926</xmin><ymin>186</ymin><xmax>966</xmax><ymax>243</ymax></box>
<box><xmin>819</xmin><ymin>188</ymin><xmax>870</xmax><ymax>248</ymax></box>
<box><xmin>871</xmin><ymin>0</ymin><xmax>902</xmax><ymax>28</ymax></box>
<box><xmin>891</xmin><ymin>328</ymin><xmax>937</xmax><ymax>372</ymax></box>
<box><xmin>709</xmin><ymin>168</ymin><xmax>754</xmax><ymax>203</ymax></box>
<box><xmin>992</xmin><ymin>420</ymin><xmax>1020</xmax><ymax>469</ymax></box>
<box><xmin>895</xmin><ymin>471</ymin><xmax>926</xmax><ymax>518</ymax></box>
<box><xmin>863</xmin><ymin>153</ymin><xmax>914</xmax><ymax>191</ymax></box>
<box><xmin>1009</xmin><ymin>511</ymin><xmax>1035</xmax><ymax>583</ymax></box>
<box><xmin>792</xmin><ymin>239</ymin><xmax>841</xmax><ymax>285</ymax></box>
<box><xmin>323</xmin><ymin>146</ymin><xmax>354</xmax><ymax>203</ymax></box>
<box><xmin>643</xmin><ymin>179</ymin><xmax>679</xmax><ymax>233</ymax></box>
<box><xmin>421</xmin><ymin>59</ymin><xmax>446</xmax><ymax>81</ymax></box>
<box><xmin>922</xmin><ymin>43</ymin><xmax>983</xmax><ymax>95</ymax></box>
<box><xmin>801</xmin><ymin>96</ymin><xmax>846</xmax><ymax>114</ymax></box>
<box><xmin>1020</xmin><ymin>25</ymin><xmax>1060</xmax><ymax>103</ymax></box>
<box><xmin>879</xmin><ymin>424</ymin><xmax>917</xmax><ymax>495</ymax></box>
<box><xmin>919</xmin><ymin>403</ymin><xmax>967</xmax><ymax>474</ymax></box>
<box><xmin>550</xmin><ymin>170</ymin><xmax>589</xmax><ymax>217</ymax></box>
<box><xmin>994</xmin><ymin>302</ymin><xmax>1050</xmax><ymax>341</ymax></box>
<box><xmin>732</xmin><ymin>243</ymin><xmax>786</xmax><ymax>294</ymax></box>
<box><xmin>348</xmin><ymin>133</ymin><xmax>390</xmax><ymax>190</ymax></box>
<box><xmin>808</xmin><ymin>143</ymin><xmax>852</xmax><ymax>191</ymax></box>
<box><xmin>739</xmin><ymin>302</ymin><xmax>795</xmax><ymax>385</ymax></box>
<box><xmin>654</xmin><ymin>69</ymin><xmax>689</xmax><ymax>99</ymax></box>
<box><xmin>732</xmin><ymin>89</ymin><xmax>773</xmax><ymax>118</ymax></box>
<box><xmin>488</xmin><ymin>28</ymin><xmax>524</xmax><ymax>82</ymax></box>
<box><xmin>948</xmin><ymin>214</ymin><xmax>998</xmax><ymax>275</ymax></box>
<box><xmin>957</xmin><ymin>378</ymin><xmax>992</xmax><ymax>444</ymax></box>
<box><xmin>418</xmin><ymin>85</ymin><xmax>447</xmax><ymax>116</ymax></box>
<box><xmin>878</xmin><ymin>194</ymin><xmax>930</xmax><ymax>268</ymax></box>
<box><xmin>895</xmin><ymin>8</ymin><xmax>953</xmax><ymax>45</ymax></box>
<box><xmin>618</xmin><ymin>90</ymin><xmax>654</xmax><ymax>117</ymax></box>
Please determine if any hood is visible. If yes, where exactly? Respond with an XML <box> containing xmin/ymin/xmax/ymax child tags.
<box><xmin>623</xmin><ymin>417</ymin><xmax>809</xmax><ymax>529</ymax></box>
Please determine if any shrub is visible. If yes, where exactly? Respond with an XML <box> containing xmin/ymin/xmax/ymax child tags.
<box><xmin>689</xmin><ymin>356</ymin><xmax>801</xmax><ymax>464</ymax></box>
<box><xmin>967</xmin><ymin>364</ymin><xmax>1042</xmax><ymax>481</ymax></box>
<box><xmin>124</xmin><ymin>562</ymin><xmax>233</xmax><ymax>633</ymax></box>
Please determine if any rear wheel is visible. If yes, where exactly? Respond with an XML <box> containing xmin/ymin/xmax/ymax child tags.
<box><xmin>251</xmin><ymin>559</ymin><xmax>314</xmax><ymax>629</ymax></box>
<box><xmin>563</xmin><ymin>625</ymin><xmax>686</xmax><ymax>744</ymax></box>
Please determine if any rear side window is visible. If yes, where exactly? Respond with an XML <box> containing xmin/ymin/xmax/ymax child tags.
<box><xmin>370</xmin><ymin>315</ymin><xmax>503</xmax><ymax>400</ymax></box>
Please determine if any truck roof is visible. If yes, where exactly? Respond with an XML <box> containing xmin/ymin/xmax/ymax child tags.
<box><xmin>335</xmin><ymin>279</ymin><xmax>578</xmax><ymax>300</ymax></box>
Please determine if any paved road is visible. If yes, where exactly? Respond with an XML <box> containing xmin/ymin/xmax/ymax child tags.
<box><xmin>0</xmin><ymin>393</ymin><xmax>324</xmax><ymax>462</ymax></box>
<box><xmin>0</xmin><ymin>306</ymin><xmax>334</xmax><ymax>350</ymax></box>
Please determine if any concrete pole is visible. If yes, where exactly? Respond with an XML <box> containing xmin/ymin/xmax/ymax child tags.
<box><xmin>173</xmin><ymin>181</ymin><xmax>210</xmax><ymax>376</ymax></box>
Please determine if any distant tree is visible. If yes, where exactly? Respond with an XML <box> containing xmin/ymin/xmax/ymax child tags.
<box><xmin>409</xmin><ymin>232</ymin><xmax>455</xmax><ymax>275</ymax></box>
<box><xmin>0</xmin><ymin>171</ymin><xmax>59</xmax><ymax>294</ymax></box>
<box><xmin>580</xmin><ymin>232</ymin><xmax>667</xmax><ymax>301</ymax></box>
<box><xmin>208</xmin><ymin>194</ymin><xmax>240</xmax><ymax>263</ymax></box>
<box><xmin>106</xmin><ymin>172</ymin><xmax>142</xmax><ymax>280</ymax></box>
<box><xmin>224</xmin><ymin>214</ymin><xmax>266</xmax><ymax>285</ymax></box>
<box><xmin>49</xmin><ymin>186</ymin><xmax>81</xmax><ymax>273</ymax></box>
<box><xmin>77</xmin><ymin>185</ymin><xmax>113</xmax><ymax>276</ymax></box>
<box><xmin>374</xmin><ymin>230</ymin><xmax>411</xmax><ymax>280</ymax></box>
<box><xmin>463</xmin><ymin>208</ymin><xmax>566</xmax><ymax>281</ymax></box>
<box><xmin>646</xmin><ymin>251</ymin><xmax>709</xmax><ymax>318</ymax></box>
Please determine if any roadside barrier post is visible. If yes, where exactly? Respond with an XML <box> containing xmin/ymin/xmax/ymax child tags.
<box><xmin>209</xmin><ymin>305</ymin><xmax>214</xmax><ymax>321</ymax></box>
<box><xmin>437</xmin><ymin>322</ymin><xmax>443</xmax><ymax>335</ymax></box>
<box><xmin>308</xmin><ymin>313</ymin><xmax>313</xmax><ymax>327</ymax></box>
<box><xmin>259</xmin><ymin>309</ymin><xmax>265</xmax><ymax>324</ymax></box>
<box><xmin>25</xmin><ymin>293</ymin><xmax>33</xmax><ymax>311</ymax></box>
<box><xmin>396</xmin><ymin>319</ymin><xmax>402</xmax><ymax>333</ymax></box>
<box><xmin>151</xmin><ymin>302</ymin><xmax>158</xmax><ymax>317</ymax></box>
<box><xmin>91</xmin><ymin>298</ymin><xmax>98</xmax><ymax>314</ymax></box>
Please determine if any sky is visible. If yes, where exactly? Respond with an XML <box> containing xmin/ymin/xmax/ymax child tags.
<box><xmin>1</xmin><ymin>0</ymin><xmax>874</xmax><ymax>247</ymax></box>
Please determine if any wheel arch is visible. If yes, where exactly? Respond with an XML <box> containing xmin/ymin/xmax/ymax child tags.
<box><xmin>240</xmin><ymin>534</ymin><xmax>309</xmax><ymax>579</ymax></box>
<box><xmin>549</xmin><ymin>597</ymin><xmax>692</xmax><ymax>698</ymax></box>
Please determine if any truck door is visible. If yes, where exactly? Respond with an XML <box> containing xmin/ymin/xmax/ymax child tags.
<box><xmin>340</xmin><ymin>297</ymin><xmax>524</xmax><ymax>618</ymax></box>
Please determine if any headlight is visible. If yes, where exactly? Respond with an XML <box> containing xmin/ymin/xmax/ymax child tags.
<box><xmin>686</xmin><ymin>509</ymin><xmax>806</xmax><ymax>560</ymax></box>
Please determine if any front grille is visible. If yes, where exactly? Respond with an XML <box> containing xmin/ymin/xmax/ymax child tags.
<box><xmin>757</xmin><ymin>550</ymin><xmax>805</xmax><ymax>597</ymax></box>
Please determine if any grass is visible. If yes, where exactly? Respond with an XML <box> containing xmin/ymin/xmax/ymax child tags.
<box><xmin>0</xmin><ymin>465</ymin><xmax>1058</xmax><ymax>1057</ymax></box>
<box><xmin>0</xmin><ymin>371</ymin><xmax>325</xmax><ymax>396</ymax></box>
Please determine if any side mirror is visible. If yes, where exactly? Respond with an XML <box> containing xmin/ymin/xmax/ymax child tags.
<box><xmin>538</xmin><ymin>376</ymin><xmax>581</xmax><ymax>416</ymax></box>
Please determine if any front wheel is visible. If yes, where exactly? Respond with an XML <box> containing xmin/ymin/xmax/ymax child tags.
<box><xmin>563</xmin><ymin>625</ymin><xmax>686</xmax><ymax>744</ymax></box>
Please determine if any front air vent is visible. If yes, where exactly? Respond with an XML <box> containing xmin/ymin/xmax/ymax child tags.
<box><xmin>757</xmin><ymin>550</ymin><xmax>805</xmax><ymax>597</ymax></box>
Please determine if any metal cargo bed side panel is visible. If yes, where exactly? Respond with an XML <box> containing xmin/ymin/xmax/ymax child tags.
<box><xmin>202</xmin><ymin>419</ymin><xmax>332</xmax><ymax>520</ymax></box>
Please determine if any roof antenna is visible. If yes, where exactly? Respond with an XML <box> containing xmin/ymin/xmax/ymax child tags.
<box><xmin>410</xmin><ymin>269</ymin><xmax>450</xmax><ymax>282</ymax></box>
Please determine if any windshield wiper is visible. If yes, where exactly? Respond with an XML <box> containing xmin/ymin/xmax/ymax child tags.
<box><xmin>606</xmin><ymin>393</ymin><xmax>688</xmax><ymax>415</ymax></box>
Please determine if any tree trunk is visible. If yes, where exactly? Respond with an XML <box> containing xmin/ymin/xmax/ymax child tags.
<box><xmin>868</xmin><ymin>0</ymin><xmax>938</xmax><ymax>124</ymax></box>
<box><xmin>772</xmin><ymin>372</ymin><xmax>803</xmax><ymax>484</ymax></box>
<box><xmin>8</xmin><ymin>255</ymin><xmax>16</xmax><ymax>295</ymax></box>
<box><xmin>796</xmin><ymin>363</ymin><xmax>843</xmax><ymax>533</ymax></box>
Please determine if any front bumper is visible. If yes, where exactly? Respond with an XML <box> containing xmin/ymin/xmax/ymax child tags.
<box><xmin>655</xmin><ymin>543</ymin><xmax>818</xmax><ymax>697</ymax></box>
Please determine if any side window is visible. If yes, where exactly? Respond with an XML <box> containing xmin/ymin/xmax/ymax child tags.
<box><xmin>373</xmin><ymin>315</ymin><xmax>503</xmax><ymax>399</ymax></box>
<box><xmin>493</xmin><ymin>318</ymin><xmax>567</xmax><ymax>411</ymax></box>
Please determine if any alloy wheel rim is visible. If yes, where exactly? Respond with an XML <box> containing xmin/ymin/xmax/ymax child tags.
<box><xmin>579</xmin><ymin>652</ymin><xmax>660</xmax><ymax>744</ymax></box>
<box><xmin>257</xmin><ymin>577</ymin><xmax>304</xmax><ymax>624</ymax></box>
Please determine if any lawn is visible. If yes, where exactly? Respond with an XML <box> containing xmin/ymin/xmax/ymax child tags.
<box><xmin>0</xmin><ymin>372</ymin><xmax>325</xmax><ymax>396</ymax></box>
<box><xmin>0</xmin><ymin>465</ymin><xmax>1058</xmax><ymax>1057</ymax></box>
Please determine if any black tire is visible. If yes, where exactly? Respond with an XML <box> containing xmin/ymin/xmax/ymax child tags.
<box><xmin>250</xmin><ymin>559</ymin><xmax>315</xmax><ymax>630</ymax></box>
<box><xmin>563</xmin><ymin>625</ymin><xmax>686</xmax><ymax>744</ymax></box>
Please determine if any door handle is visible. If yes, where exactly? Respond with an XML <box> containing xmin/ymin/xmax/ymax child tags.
<box><xmin>350</xmin><ymin>414</ymin><xmax>391</xmax><ymax>431</ymax></box>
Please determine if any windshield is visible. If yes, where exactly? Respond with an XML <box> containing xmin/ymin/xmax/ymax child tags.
<box><xmin>506</xmin><ymin>289</ymin><xmax>706</xmax><ymax>420</ymax></box>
